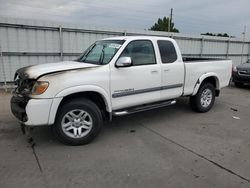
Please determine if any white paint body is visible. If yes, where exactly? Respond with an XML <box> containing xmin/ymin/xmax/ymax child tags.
<box><xmin>23</xmin><ymin>36</ymin><xmax>232</xmax><ymax>126</ymax></box>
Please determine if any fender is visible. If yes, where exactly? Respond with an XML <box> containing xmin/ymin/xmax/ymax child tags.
<box><xmin>192</xmin><ymin>72</ymin><xmax>220</xmax><ymax>96</ymax></box>
<box><xmin>47</xmin><ymin>85</ymin><xmax>111</xmax><ymax>125</ymax></box>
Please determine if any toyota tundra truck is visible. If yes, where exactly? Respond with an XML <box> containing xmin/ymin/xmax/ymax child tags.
<box><xmin>11</xmin><ymin>36</ymin><xmax>232</xmax><ymax>145</ymax></box>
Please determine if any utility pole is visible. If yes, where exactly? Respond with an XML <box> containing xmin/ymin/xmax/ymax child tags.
<box><xmin>170</xmin><ymin>8</ymin><xmax>173</xmax><ymax>32</ymax></box>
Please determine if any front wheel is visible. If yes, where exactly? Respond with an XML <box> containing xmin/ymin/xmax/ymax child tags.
<box><xmin>190</xmin><ymin>83</ymin><xmax>215</xmax><ymax>113</ymax></box>
<box><xmin>53</xmin><ymin>98</ymin><xmax>103</xmax><ymax>145</ymax></box>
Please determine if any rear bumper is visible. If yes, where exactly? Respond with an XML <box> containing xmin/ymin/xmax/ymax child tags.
<box><xmin>11</xmin><ymin>95</ymin><xmax>53</xmax><ymax>126</ymax></box>
<box><xmin>232</xmin><ymin>71</ymin><xmax>250</xmax><ymax>83</ymax></box>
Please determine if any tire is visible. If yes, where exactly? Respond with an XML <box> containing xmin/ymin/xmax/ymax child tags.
<box><xmin>53</xmin><ymin>98</ymin><xmax>103</xmax><ymax>146</ymax></box>
<box><xmin>234</xmin><ymin>82</ymin><xmax>244</xmax><ymax>87</ymax></box>
<box><xmin>190</xmin><ymin>83</ymin><xmax>215</xmax><ymax>113</ymax></box>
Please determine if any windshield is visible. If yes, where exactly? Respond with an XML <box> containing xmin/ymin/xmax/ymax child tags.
<box><xmin>76</xmin><ymin>40</ymin><xmax>125</xmax><ymax>65</ymax></box>
<box><xmin>247</xmin><ymin>59</ymin><xmax>250</xmax><ymax>63</ymax></box>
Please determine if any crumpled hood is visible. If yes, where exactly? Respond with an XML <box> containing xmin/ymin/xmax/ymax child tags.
<box><xmin>16</xmin><ymin>61</ymin><xmax>100</xmax><ymax>80</ymax></box>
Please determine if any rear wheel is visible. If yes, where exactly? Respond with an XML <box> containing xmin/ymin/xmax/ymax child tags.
<box><xmin>190</xmin><ymin>83</ymin><xmax>215</xmax><ymax>113</ymax></box>
<box><xmin>53</xmin><ymin>98</ymin><xmax>103</xmax><ymax>145</ymax></box>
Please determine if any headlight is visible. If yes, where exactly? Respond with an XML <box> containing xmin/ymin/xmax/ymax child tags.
<box><xmin>232</xmin><ymin>66</ymin><xmax>237</xmax><ymax>72</ymax></box>
<box><xmin>32</xmin><ymin>81</ymin><xmax>49</xmax><ymax>95</ymax></box>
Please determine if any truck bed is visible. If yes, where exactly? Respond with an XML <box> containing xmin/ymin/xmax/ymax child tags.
<box><xmin>182</xmin><ymin>58</ymin><xmax>232</xmax><ymax>96</ymax></box>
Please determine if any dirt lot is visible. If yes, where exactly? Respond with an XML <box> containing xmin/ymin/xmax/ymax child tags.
<box><xmin>0</xmin><ymin>86</ymin><xmax>250</xmax><ymax>188</ymax></box>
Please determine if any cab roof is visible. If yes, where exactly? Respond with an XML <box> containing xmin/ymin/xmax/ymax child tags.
<box><xmin>101</xmin><ymin>36</ymin><xmax>172</xmax><ymax>41</ymax></box>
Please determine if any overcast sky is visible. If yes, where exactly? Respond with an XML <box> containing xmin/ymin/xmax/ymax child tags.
<box><xmin>0</xmin><ymin>0</ymin><xmax>249</xmax><ymax>39</ymax></box>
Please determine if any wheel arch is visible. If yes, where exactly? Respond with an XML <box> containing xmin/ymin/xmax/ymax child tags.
<box><xmin>48</xmin><ymin>86</ymin><xmax>111</xmax><ymax>125</ymax></box>
<box><xmin>192</xmin><ymin>73</ymin><xmax>220</xmax><ymax>96</ymax></box>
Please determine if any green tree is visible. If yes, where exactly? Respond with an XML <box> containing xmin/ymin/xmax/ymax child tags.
<box><xmin>201</xmin><ymin>32</ymin><xmax>231</xmax><ymax>37</ymax></box>
<box><xmin>150</xmin><ymin>16</ymin><xmax>179</xmax><ymax>33</ymax></box>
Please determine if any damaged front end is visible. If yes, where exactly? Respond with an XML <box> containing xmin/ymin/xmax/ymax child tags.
<box><xmin>10</xmin><ymin>71</ymin><xmax>36</xmax><ymax>123</ymax></box>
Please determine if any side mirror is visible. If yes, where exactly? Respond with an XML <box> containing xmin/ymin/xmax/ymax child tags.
<box><xmin>115</xmin><ymin>57</ymin><xmax>132</xmax><ymax>68</ymax></box>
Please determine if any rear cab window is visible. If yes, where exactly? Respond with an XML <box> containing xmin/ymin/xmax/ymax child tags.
<box><xmin>157</xmin><ymin>40</ymin><xmax>177</xmax><ymax>63</ymax></box>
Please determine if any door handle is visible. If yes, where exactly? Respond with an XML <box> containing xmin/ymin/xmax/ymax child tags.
<box><xmin>164</xmin><ymin>69</ymin><xmax>170</xmax><ymax>72</ymax></box>
<box><xmin>151</xmin><ymin>70</ymin><xmax>159</xmax><ymax>73</ymax></box>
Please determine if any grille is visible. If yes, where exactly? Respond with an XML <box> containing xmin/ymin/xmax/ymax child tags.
<box><xmin>14</xmin><ymin>73</ymin><xmax>35</xmax><ymax>95</ymax></box>
<box><xmin>238</xmin><ymin>70</ymin><xmax>250</xmax><ymax>76</ymax></box>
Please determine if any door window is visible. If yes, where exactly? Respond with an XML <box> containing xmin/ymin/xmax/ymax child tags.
<box><xmin>120</xmin><ymin>40</ymin><xmax>156</xmax><ymax>66</ymax></box>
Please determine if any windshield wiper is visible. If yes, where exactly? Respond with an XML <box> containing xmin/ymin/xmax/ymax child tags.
<box><xmin>79</xmin><ymin>44</ymin><xmax>96</xmax><ymax>63</ymax></box>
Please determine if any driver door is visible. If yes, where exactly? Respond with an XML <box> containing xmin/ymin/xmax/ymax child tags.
<box><xmin>110</xmin><ymin>40</ymin><xmax>161</xmax><ymax>110</ymax></box>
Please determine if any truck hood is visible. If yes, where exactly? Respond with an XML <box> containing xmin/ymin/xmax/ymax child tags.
<box><xmin>16</xmin><ymin>61</ymin><xmax>100</xmax><ymax>80</ymax></box>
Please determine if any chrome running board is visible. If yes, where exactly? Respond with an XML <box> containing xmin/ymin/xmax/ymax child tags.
<box><xmin>113</xmin><ymin>99</ymin><xmax>176</xmax><ymax>116</ymax></box>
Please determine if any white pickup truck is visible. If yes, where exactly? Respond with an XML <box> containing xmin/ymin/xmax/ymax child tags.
<box><xmin>11</xmin><ymin>36</ymin><xmax>232</xmax><ymax>145</ymax></box>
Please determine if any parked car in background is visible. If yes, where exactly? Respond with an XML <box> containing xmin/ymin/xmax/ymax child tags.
<box><xmin>232</xmin><ymin>59</ymin><xmax>250</xmax><ymax>87</ymax></box>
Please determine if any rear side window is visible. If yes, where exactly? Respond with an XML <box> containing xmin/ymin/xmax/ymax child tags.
<box><xmin>157</xmin><ymin>40</ymin><xmax>177</xmax><ymax>63</ymax></box>
<box><xmin>120</xmin><ymin>40</ymin><xmax>156</xmax><ymax>66</ymax></box>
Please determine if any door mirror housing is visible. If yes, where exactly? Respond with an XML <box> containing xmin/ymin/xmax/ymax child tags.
<box><xmin>115</xmin><ymin>57</ymin><xmax>132</xmax><ymax>68</ymax></box>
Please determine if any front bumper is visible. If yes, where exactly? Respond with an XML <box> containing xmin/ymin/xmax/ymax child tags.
<box><xmin>11</xmin><ymin>95</ymin><xmax>28</xmax><ymax>122</ymax></box>
<box><xmin>11</xmin><ymin>95</ymin><xmax>53</xmax><ymax>126</ymax></box>
<box><xmin>232</xmin><ymin>71</ymin><xmax>250</xmax><ymax>83</ymax></box>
